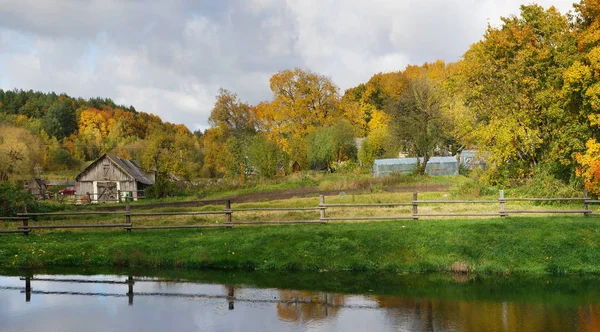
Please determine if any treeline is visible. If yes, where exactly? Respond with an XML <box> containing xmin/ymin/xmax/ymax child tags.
<box><xmin>202</xmin><ymin>0</ymin><xmax>600</xmax><ymax>195</ymax></box>
<box><xmin>0</xmin><ymin>90</ymin><xmax>201</xmax><ymax>182</ymax></box>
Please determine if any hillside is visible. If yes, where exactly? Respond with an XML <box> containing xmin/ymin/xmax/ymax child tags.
<box><xmin>0</xmin><ymin>89</ymin><xmax>202</xmax><ymax>182</ymax></box>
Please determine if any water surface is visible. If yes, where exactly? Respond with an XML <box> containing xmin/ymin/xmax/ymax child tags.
<box><xmin>0</xmin><ymin>269</ymin><xmax>599</xmax><ymax>331</ymax></box>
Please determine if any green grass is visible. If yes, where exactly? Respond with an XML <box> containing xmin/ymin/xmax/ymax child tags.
<box><xmin>1</xmin><ymin>216</ymin><xmax>600</xmax><ymax>275</ymax></box>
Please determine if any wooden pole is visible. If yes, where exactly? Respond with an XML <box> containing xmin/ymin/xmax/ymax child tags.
<box><xmin>584</xmin><ymin>189</ymin><xmax>590</xmax><ymax>216</ymax></box>
<box><xmin>320</xmin><ymin>195</ymin><xmax>326</xmax><ymax>222</ymax></box>
<box><xmin>125</xmin><ymin>198</ymin><xmax>131</xmax><ymax>232</ymax></box>
<box><xmin>225</xmin><ymin>200</ymin><xmax>232</xmax><ymax>224</ymax></box>
<box><xmin>127</xmin><ymin>275</ymin><xmax>134</xmax><ymax>305</ymax></box>
<box><xmin>412</xmin><ymin>192</ymin><xmax>418</xmax><ymax>220</ymax></box>
<box><xmin>227</xmin><ymin>285</ymin><xmax>234</xmax><ymax>310</ymax></box>
<box><xmin>118</xmin><ymin>190</ymin><xmax>122</xmax><ymax>203</ymax></box>
<box><xmin>499</xmin><ymin>190</ymin><xmax>506</xmax><ymax>217</ymax></box>
<box><xmin>25</xmin><ymin>277</ymin><xmax>31</xmax><ymax>302</ymax></box>
<box><xmin>22</xmin><ymin>203</ymin><xmax>29</xmax><ymax>236</ymax></box>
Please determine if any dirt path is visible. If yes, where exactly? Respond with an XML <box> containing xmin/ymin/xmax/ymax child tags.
<box><xmin>95</xmin><ymin>183</ymin><xmax>451</xmax><ymax>210</ymax></box>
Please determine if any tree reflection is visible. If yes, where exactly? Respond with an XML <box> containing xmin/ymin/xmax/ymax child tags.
<box><xmin>276</xmin><ymin>290</ymin><xmax>345</xmax><ymax>322</ymax></box>
<box><xmin>374</xmin><ymin>296</ymin><xmax>588</xmax><ymax>332</ymax></box>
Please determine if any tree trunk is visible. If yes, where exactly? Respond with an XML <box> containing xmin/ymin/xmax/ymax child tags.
<box><xmin>417</xmin><ymin>154</ymin><xmax>430</xmax><ymax>175</ymax></box>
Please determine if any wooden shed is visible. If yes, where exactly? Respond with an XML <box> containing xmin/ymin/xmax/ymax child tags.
<box><xmin>75</xmin><ymin>154</ymin><xmax>155</xmax><ymax>203</ymax></box>
<box><xmin>24</xmin><ymin>178</ymin><xmax>48</xmax><ymax>199</ymax></box>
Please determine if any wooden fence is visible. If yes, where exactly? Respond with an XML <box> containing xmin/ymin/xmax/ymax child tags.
<box><xmin>0</xmin><ymin>190</ymin><xmax>598</xmax><ymax>235</ymax></box>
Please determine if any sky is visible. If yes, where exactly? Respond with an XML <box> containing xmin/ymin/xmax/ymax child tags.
<box><xmin>0</xmin><ymin>0</ymin><xmax>575</xmax><ymax>132</ymax></box>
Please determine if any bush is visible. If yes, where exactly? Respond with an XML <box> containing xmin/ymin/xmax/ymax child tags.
<box><xmin>331</xmin><ymin>161</ymin><xmax>359</xmax><ymax>174</ymax></box>
<box><xmin>451</xmin><ymin>179</ymin><xmax>495</xmax><ymax>198</ymax></box>
<box><xmin>0</xmin><ymin>183</ymin><xmax>38</xmax><ymax>217</ymax></box>
<box><xmin>515</xmin><ymin>168</ymin><xmax>582</xmax><ymax>202</ymax></box>
<box><xmin>144</xmin><ymin>173</ymin><xmax>185</xmax><ymax>199</ymax></box>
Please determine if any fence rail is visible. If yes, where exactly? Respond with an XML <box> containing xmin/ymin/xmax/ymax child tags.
<box><xmin>1</xmin><ymin>189</ymin><xmax>598</xmax><ymax>235</ymax></box>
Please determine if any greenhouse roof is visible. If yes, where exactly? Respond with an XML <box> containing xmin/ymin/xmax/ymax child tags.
<box><xmin>373</xmin><ymin>156</ymin><xmax>457</xmax><ymax>165</ymax></box>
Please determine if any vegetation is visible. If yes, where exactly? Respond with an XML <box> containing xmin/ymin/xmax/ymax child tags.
<box><xmin>0</xmin><ymin>91</ymin><xmax>201</xmax><ymax>183</ymax></box>
<box><xmin>0</xmin><ymin>217</ymin><xmax>599</xmax><ymax>275</ymax></box>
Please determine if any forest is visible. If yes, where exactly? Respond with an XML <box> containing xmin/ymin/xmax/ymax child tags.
<box><xmin>2</xmin><ymin>1</ymin><xmax>600</xmax><ymax>196</ymax></box>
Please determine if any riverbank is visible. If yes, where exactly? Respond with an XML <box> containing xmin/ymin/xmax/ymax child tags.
<box><xmin>1</xmin><ymin>217</ymin><xmax>599</xmax><ymax>275</ymax></box>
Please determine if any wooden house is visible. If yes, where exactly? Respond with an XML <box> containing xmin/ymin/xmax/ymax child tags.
<box><xmin>24</xmin><ymin>178</ymin><xmax>48</xmax><ymax>199</ymax></box>
<box><xmin>75</xmin><ymin>154</ymin><xmax>155</xmax><ymax>203</ymax></box>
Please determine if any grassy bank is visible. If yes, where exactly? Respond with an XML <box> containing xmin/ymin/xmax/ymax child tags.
<box><xmin>1</xmin><ymin>216</ymin><xmax>599</xmax><ymax>275</ymax></box>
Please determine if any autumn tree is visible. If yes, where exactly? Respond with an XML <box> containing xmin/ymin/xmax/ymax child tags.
<box><xmin>388</xmin><ymin>74</ymin><xmax>450</xmax><ymax>175</ymax></box>
<box><xmin>209</xmin><ymin>88</ymin><xmax>257</xmax><ymax>137</ymax></box>
<box><xmin>203</xmin><ymin>89</ymin><xmax>256</xmax><ymax>178</ymax></box>
<box><xmin>0</xmin><ymin>126</ymin><xmax>44</xmax><ymax>182</ymax></box>
<box><xmin>456</xmin><ymin>4</ymin><xmax>579</xmax><ymax>183</ymax></box>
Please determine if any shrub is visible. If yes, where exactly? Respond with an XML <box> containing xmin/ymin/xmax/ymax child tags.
<box><xmin>515</xmin><ymin>168</ymin><xmax>582</xmax><ymax>202</ymax></box>
<box><xmin>451</xmin><ymin>179</ymin><xmax>495</xmax><ymax>198</ymax></box>
<box><xmin>0</xmin><ymin>183</ymin><xmax>38</xmax><ymax>217</ymax></box>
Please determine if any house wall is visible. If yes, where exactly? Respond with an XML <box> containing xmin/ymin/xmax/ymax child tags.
<box><xmin>76</xmin><ymin>155</ymin><xmax>138</xmax><ymax>202</ymax></box>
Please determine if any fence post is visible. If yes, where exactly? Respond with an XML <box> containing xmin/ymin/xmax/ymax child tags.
<box><xmin>412</xmin><ymin>192</ymin><xmax>419</xmax><ymax>220</ymax></box>
<box><xmin>320</xmin><ymin>195</ymin><xmax>326</xmax><ymax>223</ymax></box>
<box><xmin>125</xmin><ymin>197</ymin><xmax>132</xmax><ymax>232</ymax></box>
<box><xmin>584</xmin><ymin>189</ymin><xmax>590</xmax><ymax>216</ymax></box>
<box><xmin>225</xmin><ymin>200</ymin><xmax>232</xmax><ymax>225</ymax></box>
<box><xmin>499</xmin><ymin>190</ymin><xmax>506</xmax><ymax>217</ymax></box>
<box><xmin>227</xmin><ymin>285</ymin><xmax>235</xmax><ymax>310</ymax></box>
<box><xmin>25</xmin><ymin>276</ymin><xmax>31</xmax><ymax>302</ymax></box>
<box><xmin>22</xmin><ymin>203</ymin><xmax>29</xmax><ymax>236</ymax></box>
<box><xmin>127</xmin><ymin>275</ymin><xmax>134</xmax><ymax>305</ymax></box>
<box><xmin>118</xmin><ymin>190</ymin><xmax>122</xmax><ymax>203</ymax></box>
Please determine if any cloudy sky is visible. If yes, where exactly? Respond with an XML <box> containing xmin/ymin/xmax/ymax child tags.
<box><xmin>0</xmin><ymin>0</ymin><xmax>574</xmax><ymax>131</ymax></box>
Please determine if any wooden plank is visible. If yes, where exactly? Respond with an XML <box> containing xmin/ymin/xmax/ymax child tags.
<box><xmin>129</xmin><ymin>211</ymin><xmax>225</xmax><ymax>216</ymax></box>
<box><xmin>125</xmin><ymin>225</ymin><xmax>232</xmax><ymax>230</ymax></box>
<box><xmin>585</xmin><ymin>200</ymin><xmax>600</xmax><ymax>204</ymax></box>
<box><xmin>501</xmin><ymin>198</ymin><xmax>586</xmax><ymax>202</ymax></box>
<box><xmin>416</xmin><ymin>200</ymin><xmax>498</xmax><ymax>204</ymax></box>
<box><xmin>21</xmin><ymin>277</ymin><xmax>128</xmax><ymax>284</ymax></box>
<box><xmin>0</xmin><ymin>230</ymin><xmax>28</xmax><ymax>234</ymax></box>
<box><xmin>19</xmin><ymin>212</ymin><xmax>123</xmax><ymax>216</ymax></box>
<box><xmin>503</xmin><ymin>210</ymin><xmax>589</xmax><ymax>214</ymax></box>
<box><xmin>231</xmin><ymin>207</ymin><xmax>324</xmax><ymax>211</ymax></box>
<box><xmin>417</xmin><ymin>213</ymin><xmax>501</xmax><ymax>217</ymax></box>
<box><xmin>18</xmin><ymin>224</ymin><xmax>131</xmax><ymax>229</ymax></box>
<box><xmin>0</xmin><ymin>217</ymin><xmax>29</xmax><ymax>221</ymax></box>
<box><xmin>324</xmin><ymin>216</ymin><xmax>414</xmax><ymax>221</ymax></box>
<box><xmin>232</xmin><ymin>220</ymin><xmax>326</xmax><ymax>225</ymax></box>
<box><xmin>324</xmin><ymin>203</ymin><xmax>412</xmax><ymax>207</ymax></box>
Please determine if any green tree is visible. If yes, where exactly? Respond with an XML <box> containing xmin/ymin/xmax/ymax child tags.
<box><xmin>42</xmin><ymin>100</ymin><xmax>77</xmax><ymax>139</ymax></box>
<box><xmin>247</xmin><ymin>134</ymin><xmax>287</xmax><ymax>178</ymax></box>
<box><xmin>358</xmin><ymin>127</ymin><xmax>393</xmax><ymax>167</ymax></box>
<box><xmin>307</xmin><ymin>120</ymin><xmax>357</xmax><ymax>171</ymax></box>
<box><xmin>388</xmin><ymin>74</ymin><xmax>449</xmax><ymax>175</ymax></box>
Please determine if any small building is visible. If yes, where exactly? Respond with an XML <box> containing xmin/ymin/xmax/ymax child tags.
<box><xmin>23</xmin><ymin>178</ymin><xmax>48</xmax><ymax>199</ymax></box>
<box><xmin>373</xmin><ymin>156</ymin><xmax>459</xmax><ymax>177</ymax></box>
<box><xmin>75</xmin><ymin>154</ymin><xmax>155</xmax><ymax>203</ymax></box>
<box><xmin>459</xmin><ymin>149</ymin><xmax>486</xmax><ymax>170</ymax></box>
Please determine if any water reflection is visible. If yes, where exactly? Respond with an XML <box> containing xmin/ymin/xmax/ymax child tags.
<box><xmin>1</xmin><ymin>273</ymin><xmax>599</xmax><ymax>331</ymax></box>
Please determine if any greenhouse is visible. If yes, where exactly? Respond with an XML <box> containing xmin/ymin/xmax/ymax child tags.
<box><xmin>373</xmin><ymin>156</ymin><xmax>459</xmax><ymax>177</ymax></box>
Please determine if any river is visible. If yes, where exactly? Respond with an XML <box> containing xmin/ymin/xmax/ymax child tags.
<box><xmin>0</xmin><ymin>269</ymin><xmax>598</xmax><ymax>331</ymax></box>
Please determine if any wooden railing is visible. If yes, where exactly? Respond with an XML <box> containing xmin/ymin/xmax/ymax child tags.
<box><xmin>0</xmin><ymin>190</ymin><xmax>597</xmax><ymax>235</ymax></box>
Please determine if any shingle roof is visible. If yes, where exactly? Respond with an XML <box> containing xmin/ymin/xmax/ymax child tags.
<box><xmin>107</xmin><ymin>154</ymin><xmax>154</xmax><ymax>185</ymax></box>
<box><xmin>75</xmin><ymin>154</ymin><xmax>154</xmax><ymax>185</ymax></box>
